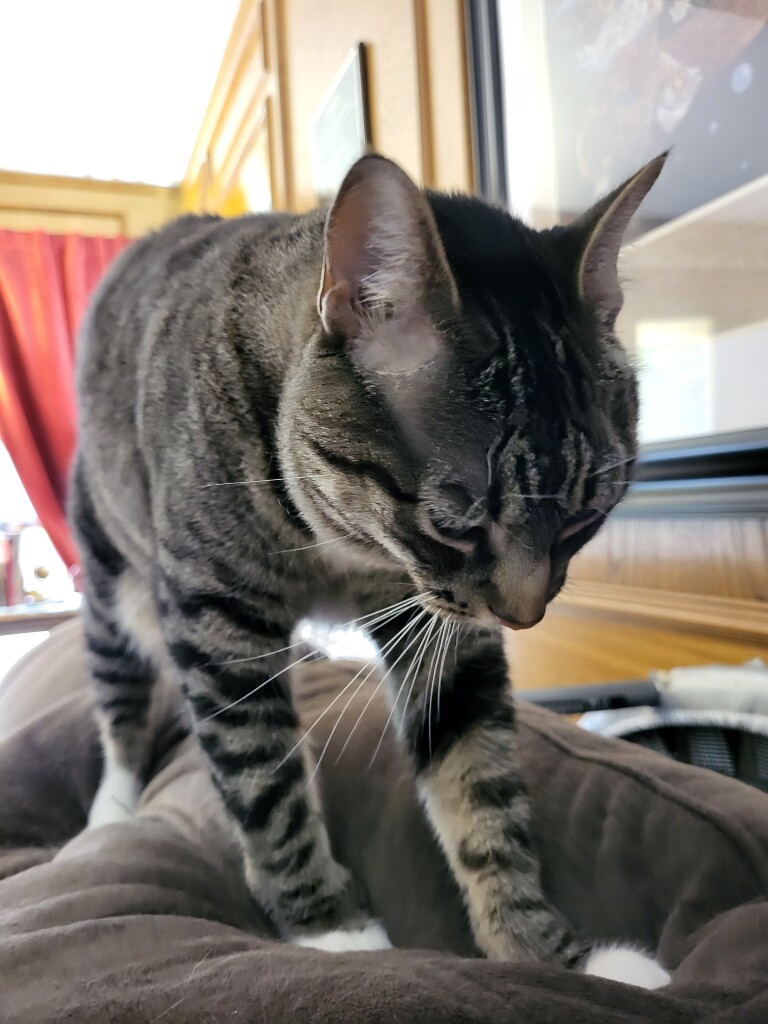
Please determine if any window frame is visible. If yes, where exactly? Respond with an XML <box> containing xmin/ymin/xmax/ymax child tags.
<box><xmin>464</xmin><ymin>0</ymin><xmax>768</xmax><ymax>517</ymax></box>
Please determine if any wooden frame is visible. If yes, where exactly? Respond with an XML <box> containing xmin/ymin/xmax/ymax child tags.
<box><xmin>183</xmin><ymin>0</ymin><xmax>475</xmax><ymax>216</ymax></box>
<box><xmin>414</xmin><ymin>0</ymin><xmax>474</xmax><ymax>193</ymax></box>
<box><xmin>0</xmin><ymin>170</ymin><xmax>179</xmax><ymax>238</ymax></box>
<box><xmin>181</xmin><ymin>0</ymin><xmax>290</xmax><ymax>214</ymax></box>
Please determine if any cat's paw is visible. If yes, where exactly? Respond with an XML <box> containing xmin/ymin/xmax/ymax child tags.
<box><xmin>291</xmin><ymin>920</ymin><xmax>392</xmax><ymax>953</ymax></box>
<box><xmin>582</xmin><ymin>944</ymin><xmax>671</xmax><ymax>989</ymax></box>
<box><xmin>87</xmin><ymin>765</ymin><xmax>142</xmax><ymax>828</ymax></box>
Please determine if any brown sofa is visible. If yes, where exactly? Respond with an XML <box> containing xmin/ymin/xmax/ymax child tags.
<box><xmin>1</xmin><ymin>618</ymin><xmax>767</xmax><ymax>1023</ymax></box>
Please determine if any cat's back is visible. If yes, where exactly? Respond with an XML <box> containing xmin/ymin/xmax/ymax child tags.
<box><xmin>81</xmin><ymin>211</ymin><xmax>303</xmax><ymax>352</ymax></box>
<box><xmin>74</xmin><ymin>209</ymin><xmax>323</xmax><ymax>567</ymax></box>
<box><xmin>77</xmin><ymin>208</ymin><xmax>323</xmax><ymax>425</ymax></box>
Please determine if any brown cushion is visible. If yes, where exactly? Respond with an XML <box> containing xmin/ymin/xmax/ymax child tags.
<box><xmin>1</xmin><ymin>619</ymin><xmax>767</xmax><ymax>1023</ymax></box>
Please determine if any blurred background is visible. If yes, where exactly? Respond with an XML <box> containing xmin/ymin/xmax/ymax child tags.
<box><xmin>0</xmin><ymin>0</ymin><xmax>766</xmax><ymax>693</ymax></box>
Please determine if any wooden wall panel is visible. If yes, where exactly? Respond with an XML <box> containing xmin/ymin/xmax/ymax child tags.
<box><xmin>507</xmin><ymin>516</ymin><xmax>768</xmax><ymax>691</ymax></box>
<box><xmin>281</xmin><ymin>0</ymin><xmax>423</xmax><ymax>211</ymax></box>
<box><xmin>506</xmin><ymin>606</ymin><xmax>768</xmax><ymax>691</ymax></box>
<box><xmin>186</xmin><ymin>0</ymin><xmax>475</xmax><ymax>216</ymax></box>
<box><xmin>413</xmin><ymin>0</ymin><xmax>474</xmax><ymax>192</ymax></box>
<box><xmin>281</xmin><ymin>0</ymin><xmax>474</xmax><ymax>207</ymax></box>
<box><xmin>0</xmin><ymin>170</ymin><xmax>179</xmax><ymax>237</ymax></box>
<box><xmin>181</xmin><ymin>0</ymin><xmax>282</xmax><ymax>216</ymax></box>
<box><xmin>573</xmin><ymin>518</ymin><xmax>768</xmax><ymax>601</ymax></box>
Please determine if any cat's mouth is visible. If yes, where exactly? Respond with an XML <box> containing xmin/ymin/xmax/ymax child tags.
<box><xmin>492</xmin><ymin>611</ymin><xmax>545</xmax><ymax>631</ymax></box>
<box><xmin>419</xmin><ymin>590</ymin><xmax>475</xmax><ymax>622</ymax></box>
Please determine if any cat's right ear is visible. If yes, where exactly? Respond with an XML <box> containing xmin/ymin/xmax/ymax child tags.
<box><xmin>317</xmin><ymin>154</ymin><xmax>458</xmax><ymax>340</ymax></box>
<box><xmin>572</xmin><ymin>152</ymin><xmax>667</xmax><ymax>326</ymax></box>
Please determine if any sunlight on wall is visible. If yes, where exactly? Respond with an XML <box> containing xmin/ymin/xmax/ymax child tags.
<box><xmin>635</xmin><ymin>318</ymin><xmax>713</xmax><ymax>442</ymax></box>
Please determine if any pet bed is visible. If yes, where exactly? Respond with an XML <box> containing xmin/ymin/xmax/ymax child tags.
<box><xmin>1</xmin><ymin>619</ymin><xmax>767</xmax><ymax>1023</ymax></box>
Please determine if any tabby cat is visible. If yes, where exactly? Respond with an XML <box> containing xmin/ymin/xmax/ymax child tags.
<box><xmin>71</xmin><ymin>152</ymin><xmax>666</xmax><ymax>972</ymax></box>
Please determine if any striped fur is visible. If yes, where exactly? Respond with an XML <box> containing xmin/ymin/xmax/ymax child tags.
<box><xmin>71</xmin><ymin>154</ymin><xmax>664</xmax><ymax>956</ymax></box>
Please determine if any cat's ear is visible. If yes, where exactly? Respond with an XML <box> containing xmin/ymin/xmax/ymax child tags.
<box><xmin>317</xmin><ymin>154</ymin><xmax>458</xmax><ymax>339</ymax></box>
<box><xmin>573</xmin><ymin>153</ymin><xmax>667</xmax><ymax>323</ymax></box>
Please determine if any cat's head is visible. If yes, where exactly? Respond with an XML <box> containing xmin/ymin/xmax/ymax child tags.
<box><xmin>282</xmin><ymin>153</ymin><xmax>665</xmax><ymax>628</ymax></box>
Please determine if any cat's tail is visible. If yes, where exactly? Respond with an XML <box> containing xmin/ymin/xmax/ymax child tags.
<box><xmin>582</xmin><ymin>943</ymin><xmax>671</xmax><ymax>989</ymax></box>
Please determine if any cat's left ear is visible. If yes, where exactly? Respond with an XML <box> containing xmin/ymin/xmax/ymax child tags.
<box><xmin>573</xmin><ymin>153</ymin><xmax>667</xmax><ymax>324</ymax></box>
<box><xmin>317</xmin><ymin>154</ymin><xmax>459</xmax><ymax>341</ymax></box>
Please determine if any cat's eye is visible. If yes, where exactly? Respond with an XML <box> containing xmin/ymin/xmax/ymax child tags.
<box><xmin>557</xmin><ymin>511</ymin><xmax>601</xmax><ymax>544</ymax></box>
<box><xmin>431</xmin><ymin>521</ymin><xmax>484</xmax><ymax>545</ymax></box>
<box><xmin>423</xmin><ymin>484</ymin><xmax>487</xmax><ymax>553</ymax></box>
<box><xmin>425</xmin><ymin>514</ymin><xmax>485</xmax><ymax>554</ymax></box>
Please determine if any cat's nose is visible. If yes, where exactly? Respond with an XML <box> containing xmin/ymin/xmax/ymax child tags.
<box><xmin>485</xmin><ymin>552</ymin><xmax>550</xmax><ymax>629</ymax></box>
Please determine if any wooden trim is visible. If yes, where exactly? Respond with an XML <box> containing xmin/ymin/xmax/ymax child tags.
<box><xmin>0</xmin><ymin>169</ymin><xmax>176</xmax><ymax>200</ymax></box>
<box><xmin>265</xmin><ymin>0</ymin><xmax>292</xmax><ymax>210</ymax></box>
<box><xmin>208</xmin><ymin>22</ymin><xmax>265</xmax><ymax>181</ymax></box>
<box><xmin>556</xmin><ymin>581</ymin><xmax>768</xmax><ymax>643</ymax></box>
<box><xmin>0</xmin><ymin>170</ymin><xmax>179</xmax><ymax>237</ymax></box>
<box><xmin>453</xmin><ymin>0</ymin><xmax>475</xmax><ymax>192</ymax></box>
<box><xmin>413</xmin><ymin>0</ymin><xmax>436</xmax><ymax>187</ymax></box>
<box><xmin>182</xmin><ymin>0</ymin><xmax>289</xmax><ymax>214</ymax></box>
<box><xmin>0</xmin><ymin>205</ymin><xmax>127</xmax><ymax>235</ymax></box>
<box><xmin>212</xmin><ymin>74</ymin><xmax>270</xmax><ymax>206</ymax></box>
<box><xmin>185</xmin><ymin>0</ymin><xmax>262</xmax><ymax>183</ymax></box>
<box><xmin>420</xmin><ymin>0</ymin><xmax>474</xmax><ymax>192</ymax></box>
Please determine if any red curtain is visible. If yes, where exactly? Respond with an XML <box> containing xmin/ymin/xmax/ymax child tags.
<box><xmin>0</xmin><ymin>230</ymin><xmax>128</xmax><ymax>572</ymax></box>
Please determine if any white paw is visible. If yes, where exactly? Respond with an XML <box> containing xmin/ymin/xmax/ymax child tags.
<box><xmin>583</xmin><ymin>944</ymin><xmax>671</xmax><ymax>989</ymax></box>
<box><xmin>292</xmin><ymin>920</ymin><xmax>392</xmax><ymax>953</ymax></box>
<box><xmin>87</xmin><ymin>765</ymin><xmax>142</xmax><ymax>828</ymax></box>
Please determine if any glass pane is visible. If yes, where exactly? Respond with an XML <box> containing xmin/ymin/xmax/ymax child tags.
<box><xmin>498</xmin><ymin>0</ymin><xmax>768</xmax><ymax>443</ymax></box>
<box><xmin>0</xmin><ymin>444</ymin><xmax>74</xmax><ymax>606</ymax></box>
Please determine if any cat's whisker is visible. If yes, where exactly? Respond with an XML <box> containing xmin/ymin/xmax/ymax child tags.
<box><xmin>510</xmin><ymin>493</ymin><xmax>563</xmax><ymax>501</ymax></box>
<box><xmin>213</xmin><ymin>595</ymin><xmax>424</xmax><ymax>715</ymax></box>
<box><xmin>210</xmin><ymin>593</ymin><xmax>424</xmax><ymax>667</ymax></box>
<box><xmin>274</xmin><ymin>533</ymin><xmax>354</xmax><ymax>555</ymax></box>
<box><xmin>199</xmin><ymin>473</ymin><xmax>325</xmax><ymax>490</ymax></box>
<box><xmin>587</xmin><ymin>455</ymin><xmax>635</xmax><ymax>478</ymax></box>
<box><xmin>363</xmin><ymin>619</ymin><xmax>433</xmax><ymax>774</ymax></box>
<box><xmin>270</xmin><ymin>670</ymin><xmax>367</xmax><ymax>772</ymax></box>
<box><xmin>199</xmin><ymin>647</ymin><xmax>319</xmax><ymax>721</ymax></box>
<box><xmin>423</xmin><ymin>618</ymin><xmax>446</xmax><ymax>728</ymax></box>
<box><xmin>486</xmin><ymin>434</ymin><xmax>503</xmax><ymax>489</ymax></box>
<box><xmin>435</xmin><ymin>620</ymin><xmax>456</xmax><ymax>725</ymax></box>
<box><xmin>334</xmin><ymin>611</ymin><xmax>431</xmax><ymax>766</ymax></box>
<box><xmin>402</xmin><ymin>614</ymin><xmax>440</xmax><ymax>764</ymax></box>
<box><xmin>269</xmin><ymin>599</ymin><xmax>426</xmax><ymax>768</ymax></box>
<box><xmin>367</xmin><ymin>613</ymin><xmax>438</xmax><ymax>771</ymax></box>
<box><xmin>426</xmin><ymin>620</ymin><xmax>447</xmax><ymax>756</ymax></box>
<box><xmin>307</xmin><ymin>611</ymin><xmax>426</xmax><ymax>785</ymax></box>
<box><xmin>428</xmin><ymin>622</ymin><xmax>438</xmax><ymax>753</ymax></box>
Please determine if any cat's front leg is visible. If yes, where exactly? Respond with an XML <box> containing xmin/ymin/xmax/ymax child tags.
<box><xmin>159</xmin><ymin>578</ymin><xmax>388</xmax><ymax>950</ymax></box>
<box><xmin>377</xmin><ymin>613</ymin><xmax>587</xmax><ymax>965</ymax></box>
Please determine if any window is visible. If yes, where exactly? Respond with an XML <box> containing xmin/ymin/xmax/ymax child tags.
<box><xmin>0</xmin><ymin>444</ymin><xmax>74</xmax><ymax>607</ymax></box>
<box><xmin>468</xmin><ymin>0</ymin><xmax>768</xmax><ymax>513</ymax></box>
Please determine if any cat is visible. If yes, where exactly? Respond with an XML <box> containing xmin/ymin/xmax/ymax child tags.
<box><xmin>71</xmin><ymin>151</ymin><xmax>667</xmax><ymax>978</ymax></box>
